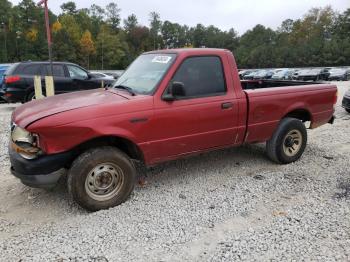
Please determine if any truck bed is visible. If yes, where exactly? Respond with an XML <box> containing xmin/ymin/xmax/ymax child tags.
<box><xmin>242</xmin><ymin>81</ymin><xmax>337</xmax><ymax>144</ymax></box>
<box><xmin>241</xmin><ymin>80</ymin><xmax>324</xmax><ymax>90</ymax></box>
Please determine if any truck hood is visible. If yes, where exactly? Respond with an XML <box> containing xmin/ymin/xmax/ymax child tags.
<box><xmin>13</xmin><ymin>89</ymin><xmax>129</xmax><ymax>128</ymax></box>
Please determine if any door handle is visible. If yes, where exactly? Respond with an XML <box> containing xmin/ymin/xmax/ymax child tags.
<box><xmin>221</xmin><ymin>102</ymin><xmax>233</xmax><ymax>110</ymax></box>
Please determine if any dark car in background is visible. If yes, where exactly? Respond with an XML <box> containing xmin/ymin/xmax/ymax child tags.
<box><xmin>320</xmin><ymin>68</ymin><xmax>331</xmax><ymax>80</ymax></box>
<box><xmin>0</xmin><ymin>61</ymin><xmax>116</xmax><ymax>103</ymax></box>
<box><xmin>295</xmin><ymin>68</ymin><xmax>328</xmax><ymax>81</ymax></box>
<box><xmin>342</xmin><ymin>89</ymin><xmax>350</xmax><ymax>113</ymax></box>
<box><xmin>291</xmin><ymin>69</ymin><xmax>301</xmax><ymax>80</ymax></box>
<box><xmin>328</xmin><ymin>68</ymin><xmax>350</xmax><ymax>81</ymax></box>
<box><xmin>295</xmin><ymin>69</ymin><xmax>315</xmax><ymax>81</ymax></box>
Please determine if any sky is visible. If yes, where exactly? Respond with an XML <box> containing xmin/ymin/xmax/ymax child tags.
<box><xmin>9</xmin><ymin>0</ymin><xmax>350</xmax><ymax>34</ymax></box>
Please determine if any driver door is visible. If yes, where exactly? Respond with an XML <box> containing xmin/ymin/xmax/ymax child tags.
<box><xmin>148</xmin><ymin>55</ymin><xmax>239</xmax><ymax>164</ymax></box>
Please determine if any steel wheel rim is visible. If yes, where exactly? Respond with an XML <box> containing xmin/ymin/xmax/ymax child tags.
<box><xmin>85</xmin><ymin>162</ymin><xmax>125</xmax><ymax>202</ymax></box>
<box><xmin>283</xmin><ymin>129</ymin><xmax>303</xmax><ymax>157</ymax></box>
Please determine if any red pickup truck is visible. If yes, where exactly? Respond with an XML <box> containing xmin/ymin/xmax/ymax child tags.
<box><xmin>9</xmin><ymin>49</ymin><xmax>337</xmax><ymax>211</ymax></box>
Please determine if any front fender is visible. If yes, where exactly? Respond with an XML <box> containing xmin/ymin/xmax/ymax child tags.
<box><xmin>27</xmin><ymin>116</ymin><xmax>141</xmax><ymax>155</ymax></box>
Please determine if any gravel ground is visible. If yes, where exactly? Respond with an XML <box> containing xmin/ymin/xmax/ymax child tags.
<box><xmin>0</xmin><ymin>82</ymin><xmax>349</xmax><ymax>261</ymax></box>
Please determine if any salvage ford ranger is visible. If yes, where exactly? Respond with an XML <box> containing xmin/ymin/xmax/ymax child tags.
<box><xmin>9</xmin><ymin>49</ymin><xmax>337</xmax><ymax>211</ymax></box>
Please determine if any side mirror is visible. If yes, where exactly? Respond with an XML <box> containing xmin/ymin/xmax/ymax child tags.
<box><xmin>163</xmin><ymin>81</ymin><xmax>185</xmax><ymax>101</ymax></box>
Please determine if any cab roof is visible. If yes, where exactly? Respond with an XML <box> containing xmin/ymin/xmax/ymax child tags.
<box><xmin>144</xmin><ymin>48</ymin><xmax>231</xmax><ymax>55</ymax></box>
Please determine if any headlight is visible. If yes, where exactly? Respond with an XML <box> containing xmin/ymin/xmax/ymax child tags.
<box><xmin>12</xmin><ymin>126</ymin><xmax>34</xmax><ymax>144</ymax></box>
<box><xmin>11</xmin><ymin>125</ymin><xmax>41</xmax><ymax>159</ymax></box>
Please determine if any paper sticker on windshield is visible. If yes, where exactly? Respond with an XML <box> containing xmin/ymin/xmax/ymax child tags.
<box><xmin>152</xmin><ymin>56</ymin><xmax>172</xmax><ymax>64</ymax></box>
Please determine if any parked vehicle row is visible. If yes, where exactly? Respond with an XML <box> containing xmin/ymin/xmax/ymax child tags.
<box><xmin>0</xmin><ymin>62</ymin><xmax>116</xmax><ymax>103</ymax></box>
<box><xmin>239</xmin><ymin>67</ymin><xmax>350</xmax><ymax>81</ymax></box>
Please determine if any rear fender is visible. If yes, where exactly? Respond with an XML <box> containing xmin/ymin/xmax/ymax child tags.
<box><xmin>282</xmin><ymin>102</ymin><xmax>312</xmax><ymax>123</ymax></box>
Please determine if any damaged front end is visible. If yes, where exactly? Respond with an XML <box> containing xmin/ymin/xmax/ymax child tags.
<box><xmin>10</xmin><ymin>123</ymin><xmax>43</xmax><ymax>160</ymax></box>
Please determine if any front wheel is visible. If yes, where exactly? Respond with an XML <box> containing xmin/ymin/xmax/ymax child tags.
<box><xmin>266</xmin><ymin>118</ymin><xmax>307</xmax><ymax>164</ymax></box>
<box><xmin>68</xmin><ymin>146</ymin><xmax>136</xmax><ymax>211</ymax></box>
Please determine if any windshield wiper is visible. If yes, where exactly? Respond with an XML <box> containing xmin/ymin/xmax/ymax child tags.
<box><xmin>114</xmin><ymin>85</ymin><xmax>136</xmax><ymax>96</ymax></box>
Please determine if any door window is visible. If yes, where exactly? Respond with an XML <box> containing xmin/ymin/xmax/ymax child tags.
<box><xmin>43</xmin><ymin>65</ymin><xmax>66</xmax><ymax>77</ymax></box>
<box><xmin>170</xmin><ymin>56</ymin><xmax>226</xmax><ymax>98</ymax></box>
<box><xmin>21</xmin><ymin>64</ymin><xmax>41</xmax><ymax>75</ymax></box>
<box><xmin>67</xmin><ymin>65</ymin><xmax>88</xmax><ymax>80</ymax></box>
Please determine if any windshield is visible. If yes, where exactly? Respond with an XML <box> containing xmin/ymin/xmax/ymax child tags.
<box><xmin>113</xmin><ymin>53</ymin><xmax>176</xmax><ymax>94</ymax></box>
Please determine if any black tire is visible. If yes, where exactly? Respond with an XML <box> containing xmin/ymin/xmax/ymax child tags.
<box><xmin>266</xmin><ymin>117</ymin><xmax>307</xmax><ymax>164</ymax></box>
<box><xmin>68</xmin><ymin>146</ymin><xmax>136</xmax><ymax>211</ymax></box>
<box><xmin>346</xmin><ymin>108</ymin><xmax>350</xmax><ymax>113</ymax></box>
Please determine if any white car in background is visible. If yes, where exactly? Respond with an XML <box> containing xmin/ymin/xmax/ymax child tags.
<box><xmin>89</xmin><ymin>72</ymin><xmax>115</xmax><ymax>80</ymax></box>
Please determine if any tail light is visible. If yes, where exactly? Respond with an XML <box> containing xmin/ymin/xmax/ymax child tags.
<box><xmin>5</xmin><ymin>76</ymin><xmax>21</xmax><ymax>84</ymax></box>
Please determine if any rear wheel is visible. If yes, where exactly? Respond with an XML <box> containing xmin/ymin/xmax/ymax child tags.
<box><xmin>266</xmin><ymin>118</ymin><xmax>307</xmax><ymax>164</ymax></box>
<box><xmin>68</xmin><ymin>146</ymin><xmax>136</xmax><ymax>211</ymax></box>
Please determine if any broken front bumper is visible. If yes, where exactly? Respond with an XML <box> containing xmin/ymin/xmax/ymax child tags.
<box><xmin>9</xmin><ymin>144</ymin><xmax>73</xmax><ymax>188</ymax></box>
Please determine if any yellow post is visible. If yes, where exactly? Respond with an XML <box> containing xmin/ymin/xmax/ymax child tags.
<box><xmin>34</xmin><ymin>75</ymin><xmax>44</xmax><ymax>99</ymax></box>
<box><xmin>45</xmin><ymin>76</ymin><xmax>55</xmax><ymax>97</ymax></box>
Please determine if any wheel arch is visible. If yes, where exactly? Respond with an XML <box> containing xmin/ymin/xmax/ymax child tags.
<box><xmin>70</xmin><ymin>135</ymin><xmax>145</xmax><ymax>164</ymax></box>
<box><xmin>282</xmin><ymin>108</ymin><xmax>312</xmax><ymax>123</ymax></box>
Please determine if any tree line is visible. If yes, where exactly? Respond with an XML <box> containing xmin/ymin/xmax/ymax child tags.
<box><xmin>0</xmin><ymin>0</ymin><xmax>349</xmax><ymax>69</ymax></box>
